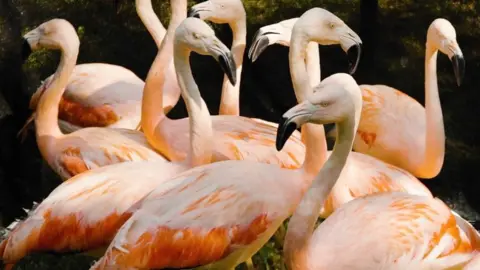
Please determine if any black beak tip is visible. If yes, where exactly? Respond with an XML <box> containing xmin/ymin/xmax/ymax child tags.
<box><xmin>346</xmin><ymin>43</ymin><xmax>362</xmax><ymax>75</ymax></box>
<box><xmin>188</xmin><ymin>10</ymin><xmax>200</xmax><ymax>18</ymax></box>
<box><xmin>248</xmin><ymin>36</ymin><xmax>269</xmax><ymax>63</ymax></box>
<box><xmin>21</xmin><ymin>39</ymin><xmax>32</xmax><ymax>62</ymax></box>
<box><xmin>451</xmin><ymin>54</ymin><xmax>465</xmax><ymax>87</ymax></box>
<box><xmin>275</xmin><ymin>117</ymin><xmax>297</xmax><ymax>151</ymax></box>
<box><xmin>218</xmin><ymin>53</ymin><xmax>237</xmax><ymax>86</ymax></box>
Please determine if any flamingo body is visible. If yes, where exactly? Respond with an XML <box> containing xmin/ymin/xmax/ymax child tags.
<box><xmin>48</xmin><ymin>127</ymin><xmax>167</xmax><ymax>179</ymax></box>
<box><xmin>320</xmin><ymin>151</ymin><xmax>432</xmax><ymax>217</ymax></box>
<box><xmin>350</xmin><ymin>84</ymin><xmax>431</xmax><ymax>178</ymax></box>
<box><xmin>30</xmin><ymin>63</ymin><xmax>146</xmax><ymax>131</ymax></box>
<box><xmin>297</xmin><ymin>192</ymin><xmax>479</xmax><ymax>270</ymax></box>
<box><xmin>155</xmin><ymin>116</ymin><xmax>305</xmax><ymax>169</ymax></box>
<box><xmin>0</xmin><ymin>161</ymin><xmax>186</xmax><ymax>265</ymax></box>
<box><xmin>90</xmin><ymin>160</ymin><xmax>305</xmax><ymax>269</ymax></box>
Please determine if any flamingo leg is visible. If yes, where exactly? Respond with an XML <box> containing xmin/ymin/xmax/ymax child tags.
<box><xmin>244</xmin><ymin>257</ymin><xmax>254</xmax><ymax>270</ymax></box>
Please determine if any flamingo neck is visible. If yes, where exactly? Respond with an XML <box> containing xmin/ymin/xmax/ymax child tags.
<box><xmin>305</xmin><ymin>42</ymin><xmax>320</xmax><ymax>86</ymax></box>
<box><xmin>219</xmin><ymin>18</ymin><xmax>246</xmax><ymax>116</ymax></box>
<box><xmin>300</xmin><ymin>42</ymin><xmax>321</xmax><ymax>145</ymax></box>
<box><xmin>136</xmin><ymin>0</ymin><xmax>166</xmax><ymax>48</ymax></box>
<box><xmin>141</xmin><ymin>0</ymin><xmax>186</xmax><ymax>141</ymax></box>
<box><xmin>36</xmin><ymin>41</ymin><xmax>78</xmax><ymax>157</ymax></box>
<box><xmin>284</xmin><ymin>117</ymin><xmax>356</xmax><ymax>270</ymax></box>
<box><xmin>174</xmin><ymin>46</ymin><xmax>213</xmax><ymax>166</ymax></box>
<box><xmin>421</xmin><ymin>44</ymin><xmax>445</xmax><ymax>178</ymax></box>
<box><xmin>290</xmin><ymin>31</ymin><xmax>328</xmax><ymax>176</ymax></box>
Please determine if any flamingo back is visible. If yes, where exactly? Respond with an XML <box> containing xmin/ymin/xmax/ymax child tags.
<box><xmin>306</xmin><ymin>192</ymin><xmax>479</xmax><ymax>270</ymax></box>
<box><xmin>90</xmin><ymin>161</ymin><xmax>305</xmax><ymax>269</ymax></box>
<box><xmin>156</xmin><ymin>115</ymin><xmax>305</xmax><ymax>169</ymax></box>
<box><xmin>30</xmin><ymin>63</ymin><xmax>145</xmax><ymax>130</ymax></box>
<box><xmin>321</xmin><ymin>152</ymin><xmax>432</xmax><ymax>217</ymax></box>
<box><xmin>0</xmin><ymin>160</ymin><xmax>186</xmax><ymax>264</ymax></box>
<box><xmin>52</xmin><ymin>127</ymin><xmax>167</xmax><ymax>179</ymax></box>
<box><xmin>351</xmin><ymin>85</ymin><xmax>427</xmax><ymax>176</ymax></box>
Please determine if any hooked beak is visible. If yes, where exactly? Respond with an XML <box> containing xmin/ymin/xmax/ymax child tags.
<box><xmin>22</xmin><ymin>29</ymin><xmax>40</xmax><ymax>61</ymax></box>
<box><xmin>276</xmin><ymin>101</ymin><xmax>314</xmax><ymax>151</ymax></box>
<box><xmin>450</xmin><ymin>53</ymin><xmax>465</xmax><ymax>86</ymax></box>
<box><xmin>188</xmin><ymin>8</ymin><xmax>200</xmax><ymax>18</ymax></box>
<box><xmin>21</xmin><ymin>38</ymin><xmax>32</xmax><ymax>62</ymax></box>
<box><xmin>189</xmin><ymin>2</ymin><xmax>210</xmax><ymax>19</ymax></box>
<box><xmin>346</xmin><ymin>42</ymin><xmax>362</xmax><ymax>75</ymax></box>
<box><xmin>248</xmin><ymin>30</ymin><xmax>280</xmax><ymax>62</ymax></box>
<box><xmin>276</xmin><ymin>117</ymin><xmax>298</xmax><ymax>151</ymax></box>
<box><xmin>215</xmin><ymin>48</ymin><xmax>237</xmax><ymax>85</ymax></box>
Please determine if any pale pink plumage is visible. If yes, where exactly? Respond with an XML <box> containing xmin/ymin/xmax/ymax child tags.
<box><xmin>465</xmin><ymin>253</ymin><xmax>480</xmax><ymax>269</ymax></box>
<box><xmin>290</xmin><ymin>192</ymin><xmax>479</xmax><ymax>270</ymax></box>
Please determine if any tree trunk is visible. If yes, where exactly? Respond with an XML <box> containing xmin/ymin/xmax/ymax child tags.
<box><xmin>359</xmin><ymin>0</ymin><xmax>378</xmax><ymax>83</ymax></box>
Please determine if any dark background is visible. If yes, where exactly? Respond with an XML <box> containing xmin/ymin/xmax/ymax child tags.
<box><xmin>1</xmin><ymin>0</ymin><xmax>479</xmax><ymax>268</ymax></box>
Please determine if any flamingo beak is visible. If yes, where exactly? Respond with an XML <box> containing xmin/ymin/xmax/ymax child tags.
<box><xmin>276</xmin><ymin>101</ymin><xmax>315</xmax><ymax>151</ymax></box>
<box><xmin>346</xmin><ymin>42</ymin><xmax>362</xmax><ymax>75</ymax></box>
<box><xmin>21</xmin><ymin>39</ymin><xmax>32</xmax><ymax>62</ymax></box>
<box><xmin>217</xmin><ymin>50</ymin><xmax>237</xmax><ymax>86</ymax></box>
<box><xmin>248</xmin><ymin>30</ymin><xmax>279</xmax><ymax>62</ymax></box>
<box><xmin>450</xmin><ymin>53</ymin><xmax>465</xmax><ymax>86</ymax></box>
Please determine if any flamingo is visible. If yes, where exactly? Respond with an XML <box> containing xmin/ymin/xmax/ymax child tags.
<box><xmin>189</xmin><ymin>0</ymin><xmax>246</xmax><ymax>116</ymax></box>
<box><xmin>0</xmin><ymin>16</ymin><xmax>237</xmax><ymax>269</ymax></box>
<box><xmin>277</xmin><ymin>83</ymin><xmax>479</xmax><ymax>268</ymax></box>
<box><xmin>249</xmin><ymin>17</ymin><xmax>465</xmax><ymax>179</ymax></box>
<box><xmin>20</xmin><ymin>19</ymin><xmax>167</xmax><ymax>180</ymax></box>
<box><xmin>19</xmin><ymin>0</ymin><xmax>181</xmax><ymax>135</ymax></box>
<box><xmin>89</xmin><ymin>9</ymin><xmax>436</xmax><ymax>269</ymax></box>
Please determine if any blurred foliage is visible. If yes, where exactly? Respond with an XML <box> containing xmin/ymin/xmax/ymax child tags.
<box><xmin>1</xmin><ymin>0</ymin><xmax>480</xmax><ymax>269</ymax></box>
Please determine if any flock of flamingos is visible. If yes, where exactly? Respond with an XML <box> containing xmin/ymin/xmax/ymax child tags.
<box><xmin>1</xmin><ymin>0</ymin><xmax>479</xmax><ymax>269</ymax></box>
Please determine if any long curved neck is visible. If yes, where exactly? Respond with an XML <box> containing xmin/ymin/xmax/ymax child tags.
<box><xmin>421</xmin><ymin>44</ymin><xmax>445</xmax><ymax>178</ymax></box>
<box><xmin>290</xmin><ymin>31</ymin><xmax>327</xmax><ymax>176</ymax></box>
<box><xmin>36</xmin><ymin>42</ymin><xmax>78</xmax><ymax>157</ymax></box>
<box><xmin>174</xmin><ymin>46</ymin><xmax>213</xmax><ymax>166</ymax></box>
<box><xmin>218</xmin><ymin>18</ymin><xmax>246</xmax><ymax>116</ymax></box>
<box><xmin>305</xmin><ymin>42</ymin><xmax>320</xmax><ymax>86</ymax></box>
<box><xmin>284</xmin><ymin>118</ymin><xmax>356</xmax><ymax>269</ymax></box>
<box><xmin>141</xmin><ymin>0</ymin><xmax>186</xmax><ymax>139</ymax></box>
<box><xmin>136</xmin><ymin>0</ymin><xmax>166</xmax><ymax>48</ymax></box>
<box><xmin>300</xmin><ymin>42</ymin><xmax>321</xmax><ymax>145</ymax></box>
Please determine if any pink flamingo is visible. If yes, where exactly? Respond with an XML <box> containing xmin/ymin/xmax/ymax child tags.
<box><xmin>279</xmin><ymin>84</ymin><xmax>479</xmax><ymax>268</ymax></box>
<box><xmin>20</xmin><ymin>19</ymin><xmax>167</xmax><ymax>180</ymax></box>
<box><xmin>19</xmin><ymin>0</ymin><xmax>180</xmax><ymax>135</ymax></box>
<box><xmin>89</xmin><ymin>9</ymin><xmax>439</xmax><ymax>269</ymax></box>
<box><xmin>189</xmin><ymin>0</ymin><xmax>246</xmax><ymax>116</ymax></box>
<box><xmin>0</xmin><ymin>17</ymin><xmax>237</xmax><ymax>269</ymax></box>
<box><xmin>249</xmin><ymin>17</ymin><xmax>465</xmax><ymax>179</ymax></box>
